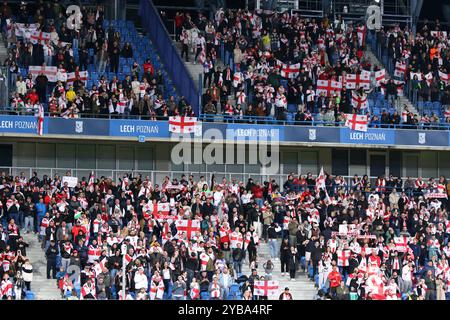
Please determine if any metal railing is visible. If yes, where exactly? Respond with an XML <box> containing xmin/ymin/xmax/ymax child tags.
<box><xmin>0</xmin><ymin>109</ymin><xmax>448</xmax><ymax>131</ymax></box>
<box><xmin>0</xmin><ymin>166</ymin><xmax>433</xmax><ymax>194</ymax></box>
<box><xmin>198</xmin><ymin>113</ymin><xmax>450</xmax><ymax>131</ymax></box>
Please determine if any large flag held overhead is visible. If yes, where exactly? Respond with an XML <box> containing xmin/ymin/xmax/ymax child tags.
<box><xmin>316</xmin><ymin>79</ymin><xmax>342</xmax><ymax>96</ymax></box>
<box><xmin>346</xmin><ymin>70</ymin><xmax>371</xmax><ymax>90</ymax></box>
<box><xmin>30</xmin><ymin>30</ymin><xmax>51</xmax><ymax>44</ymax></box>
<box><xmin>253</xmin><ymin>280</ymin><xmax>279</xmax><ymax>296</ymax></box>
<box><xmin>351</xmin><ymin>91</ymin><xmax>368</xmax><ymax>110</ymax></box>
<box><xmin>169</xmin><ymin>116</ymin><xmax>198</xmax><ymax>133</ymax></box>
<box><xmin>66</xmin><ymin>71</ymin><xmax>89</xmax><ymax>86</ymax></box>
<box><xmin>276</xmin><ymin>60</ymin><xmax>300</xmax><ymax>79</ymax></box>
<box><xmin>394</xmin><ymin>61</ymin><xmax>406</xmax><ymax>78</ymax></box>
<box><xmin>344</xmin><ymin>114</ymin><xmax>368</xmax><ymax>132</ymax></box>
<box><xmin>29</xmin><ymin>66</ymin><xmax>58</xmax><ymax>82</ymax></box>
<box><xmin>175</xmin><ymin>219</ymin><xmax>201</xmax><ymax>239</ymax></box>
<box><xmin>316</xmin><ymin>166</ymin><xmax>326</xmax><ymax>192</ymax></box>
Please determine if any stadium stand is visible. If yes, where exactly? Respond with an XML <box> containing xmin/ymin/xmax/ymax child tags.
<box><xmin>0</xmin><ymin>0</ymin><xmax>449</xmax><ymax>302</ymax></box>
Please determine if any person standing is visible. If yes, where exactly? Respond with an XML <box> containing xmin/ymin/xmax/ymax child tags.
<box><xmin>280</xmin><ymin>238</ymin><xmax>291</xmax><ymax>277</ymax></box>
<box><xmin>288</xmin><ymin>246</ymin><xmax>298</xmax><ymax>281</ymax></box>
<box><xmin>23</xmin><ymin>197</ymin><xmax>35</xmax><ymax>234</ymax></box>
<box><xmin>35</xmin><ymin>72</ymin><xmax>49</xmax><ymax>103</ymax></box>
<box><xmin>401</xmin><ymin>261</ymin><xmax>414</xmax><ymax>294</ymax></box>
<box><xmin>327</xmin><ymin>266</ymin><xmax>342</xmax><ymax>298</ymax></box>
<box><xmin>180</xmin><ymin>29</ymin><xmax>190</xmax><ymax>62</ymax></box>
<box><xmin>172</xmin><ymin>275</ymin><xmax>187</xmax><ymax>300</ymax></box>
<box><xmin>45</xmin><ymin>239</ymin><xmax>59</xmax><ymax>279</ymax></box>
<box><xmin>232</xmin><ymin>242</ymin><xmax>244</xmax><ymax>275</ymax></box>
<box><xmin>267</xmin><ymin>222</ymin><xmax>279</xmax><ymax>260</ymax></box>
<box><xmin>22</xmin><ymin>259</ymin><xmax>33</xmax><ymax>291</ymax></box>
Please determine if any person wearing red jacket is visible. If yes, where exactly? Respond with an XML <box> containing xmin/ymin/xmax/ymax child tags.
<box><xmin>328</xmin><ymin>266</ymin><xmax>343</xmax><ymax>298</ymax></box>
<box><xmin>143</xmin><ymin>59</ymin><xmax>154</xmax><ymax>75</ymax></box>
<box><xmin>25</xmin><ymin>88</ymin><xmax>39</xmax><ymax>105</ymax></box>
<box><xmin>251</xmin><ymin>182</ymin><xmax>264</xmax><ymax>208</ymax></box>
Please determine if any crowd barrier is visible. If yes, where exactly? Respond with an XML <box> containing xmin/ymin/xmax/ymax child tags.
<box><xmin>1</xmin><ymin>115</ymin><xmax>450</xmax><ymax>148</ymax></box>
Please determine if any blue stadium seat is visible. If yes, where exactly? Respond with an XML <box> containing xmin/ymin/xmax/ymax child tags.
<box><xmin>287</xmin><ymin>104</ymin><xmax>297</xmax><ymax>113</ymax></box>
<box><xmin>200</xmin><ymin>292</ymin><xmax>210</xmax><ymax>300</ymax></box>
<box><xmin>25</xmin><ymin>291</ymin><xmax>34</xmax><ymax>300</ymax></box>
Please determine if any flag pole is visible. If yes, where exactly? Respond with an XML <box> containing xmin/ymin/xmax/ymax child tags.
<box><xmin>121</xmin><ymin>243</ymin><xmax>127</xmax><ymax>299</ymax></box>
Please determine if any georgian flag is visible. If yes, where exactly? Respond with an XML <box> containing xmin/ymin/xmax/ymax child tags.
<box><xmin>316</xmin><ymin>79</ymin><xmax>342</xmax><ymax>96</ymax></box>
<box><xmin>315</xmin><ymin>166</ymin><xmax>326</xmax><ymax>192</ymax></box>
<box><xmin>88</xmin><ymin>171</ymin><xmax>95</xmax><ymax>192</ymax></box>
<box><xmin>67</xmin><ymin>71</ymin><xmax>88</xmax><ymax>87</ymax></box>
<box><xmin>344</xmin><ymin>113</ymin><xmax>368</xmax><ymax>132</ymax></box>
<box><xmin>30</xmin><ymin>30</ymin><xmax>51</xmax><ymax>44</ymax></box>
<box><xmin>346</xmin><ymin>70</ymin><xmax>371</xmax><ymax>90</ymax></box>
<box><xmin>394</xmin><ymin>61</ymin><xmax>406</xmax><ymax>78</ymax></box>
<box><xmin>351</xmin><ymin>91</ymin><xmax>368</xmax><ymax>110</ymax></box>
<box><xmin>14</xmin><ymin>23</ymin><xmax>38</xmax><ymax>38</ymax></box>
<box><xmin>169</xmin><ymin>116</ymin><xmax>198</xmax><ymax>134</ymax></box>
<box><xmin>410</xmin><ymin>72</ymin><xmax>423</xmax><ymax>81</ymax></box>
<box><xmin>280</xmin><ymin>62</ymin><xmax>300</xmax><ymax>79</ymax></box>
<box><xmin>29</xmin><ymin>66</ymin><xmax>58</xmax><ymax>82</ymax></box>
<box><xmin>431</xmin><ymin>31</ymin><xmax>448</xmax><ymax>39</ymax></box>
<box><xmin>439</xmin><ymin>70</ymin><xmax>450</xmax><ymax>85</ymax></box>
<box><xmin>37</xmin><ymin>103</ymin><xmax>44</xmax><ymax>135</ymax></box>
<box><xmin>175</xmin><ymin>219</ymin><xmax>201</xmax><ymax>239</ymax></box>
<box><xmin>253</xmin><ymin>280</ymin><xmax>279</xmax><ymax>296</ymax></box>
<box><xmin>143</xmin><ymin>202</ymin><xmax>170</xmax><ymax>219</ymax></box>
<box><xmin>393</xmin><ymin>80</ymin><xmax>405</xmax><ymax>96</ymax></box>
<box><xmin>374</xmin><ymin>69</ymin><xmax>385</xmax><ymax>86</ymax></box>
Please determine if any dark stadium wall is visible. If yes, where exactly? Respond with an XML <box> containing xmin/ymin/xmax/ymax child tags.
<box><xmin>3</xmin><ymin>138</ymin><xmax>450</xmax><ymax>181</ymax></box>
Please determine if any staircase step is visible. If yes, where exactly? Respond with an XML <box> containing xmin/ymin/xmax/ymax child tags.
<box><xmin>21</xmin><ymin>232</ymin><xmax>63</xmax><ymax>300</ymax></box>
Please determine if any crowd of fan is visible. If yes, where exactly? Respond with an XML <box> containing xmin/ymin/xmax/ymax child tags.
<box><xmin>175</xmin><ymin>9</ymin><xmax>450</xmax><ymax>128</ymax></box>
<box><xmin>0</xmin><ymin>169</ymin><xmax>450</xmax><ymax>300</ymax></box>
<box><xmin>176</xmin><ymin>10</ymin><xmax>398</xmax><ymax>122</ymax></box>
<box><xmin>2</xmin><ymin>1</ymin><xmax>195</xmax><ymax>119</ymax></box>
<box><xmin>376</xmin><ymin>20</ymin><xmax>450</xmax><ymax>123</ymax></box>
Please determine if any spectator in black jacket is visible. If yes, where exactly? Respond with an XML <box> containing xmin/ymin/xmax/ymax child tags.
<box><xmin>45</xmin><ymin>239</ymin><xmax>59</xmax><ymax>279</ymax></box>
<box><xmin>280</xmin><ymin>238</ymin><xmax>291</xmax><ymax>276</ymax></box>
<box><xmin>232</xmin><ymin>242</ymin><xmax>244</xmax><ymax>274</ymax></box>
<box><xmin>311</xmin><ymin>241</ymin><xmax>322</xmax><ymax>277</ymax></box>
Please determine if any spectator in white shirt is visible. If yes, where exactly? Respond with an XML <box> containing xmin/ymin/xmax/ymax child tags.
<box><xmin>134</xmin><ymin>267</ymin><xmax>148</xmax><ymax>292</ymax></box>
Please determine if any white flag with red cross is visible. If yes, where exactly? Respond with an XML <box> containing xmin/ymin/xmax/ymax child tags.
<box><xmin>280</xmin><ymin>62</ymin><xmax>300</xmax><ymax>79</ymax></box>
<box><xmin>351</xmin><ymin>92</ymin><xmax>368</xmax><ymax>110</ymax></box>
<box><xmin>175</xmin><ymin>219</ymin><xmax>201</xmax><ymax>239</ymax></box>
<box><xmin>344</xmin><ymin>114</ymin><xmax>368</xmax><ymax>132</ymax></box>
<box><xmin>253</xmin><ymin>280</ymin><xmax>279</xmax><ymax>296</ymax></box>
<box><xmin>66</xmin><ymin>71</ymin><xmax>89</xmax><ymax>87</ymax></box>
<box><xmin>315</xmin><ymin>166</ymin><xmax>326</xmax><ymax>192</ymax></box>
<box><xmin>346</xmin><ymin>70</ymin><xmax>371</xmax><ymax>90</ymax></box>
<box><xmin>410</xmin><ymin>72</ymin><xmax>423</xmax><ymax>81</ymax></box>
<box><xmin>374</xmin><ymin>69</ymin><xmax>386</xmax><ymax>87</ymax></box>
<box><xmin>29</xmin><ymin>65</ymin><xmax>58</xmax><ymax>82</ymax></box>
<box><xmin>30</xmin><ymin>30</ymin><xmax>51</xmax><ymax>44</ymax></box>
<box><xmin>439</xmin><ymin>70</ymin><xmax>450</xmax><ymax>85</ymax></box>
<box><xmin>37</xmin><ymin>103</ymin><xmax>44</xmax><ymax>135</ymax></box>
<box><xmin>144</xmin><ymin>202</ymin><xmax>170</xmax><ymax>220</ymax></box>
<box><xmin>169</xmin><ymin>116</ymin><xmax>198</xmax><ymax>134</ymax></box>
<box><xmin>316</xmin><ymin>79</ymin><xmax>342</xmax><ymax>96</ymax></box>
<box><xmin>394</xmin><ymin>61</ymin><xmax>406</xmax><ymax>78</ymax></box>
